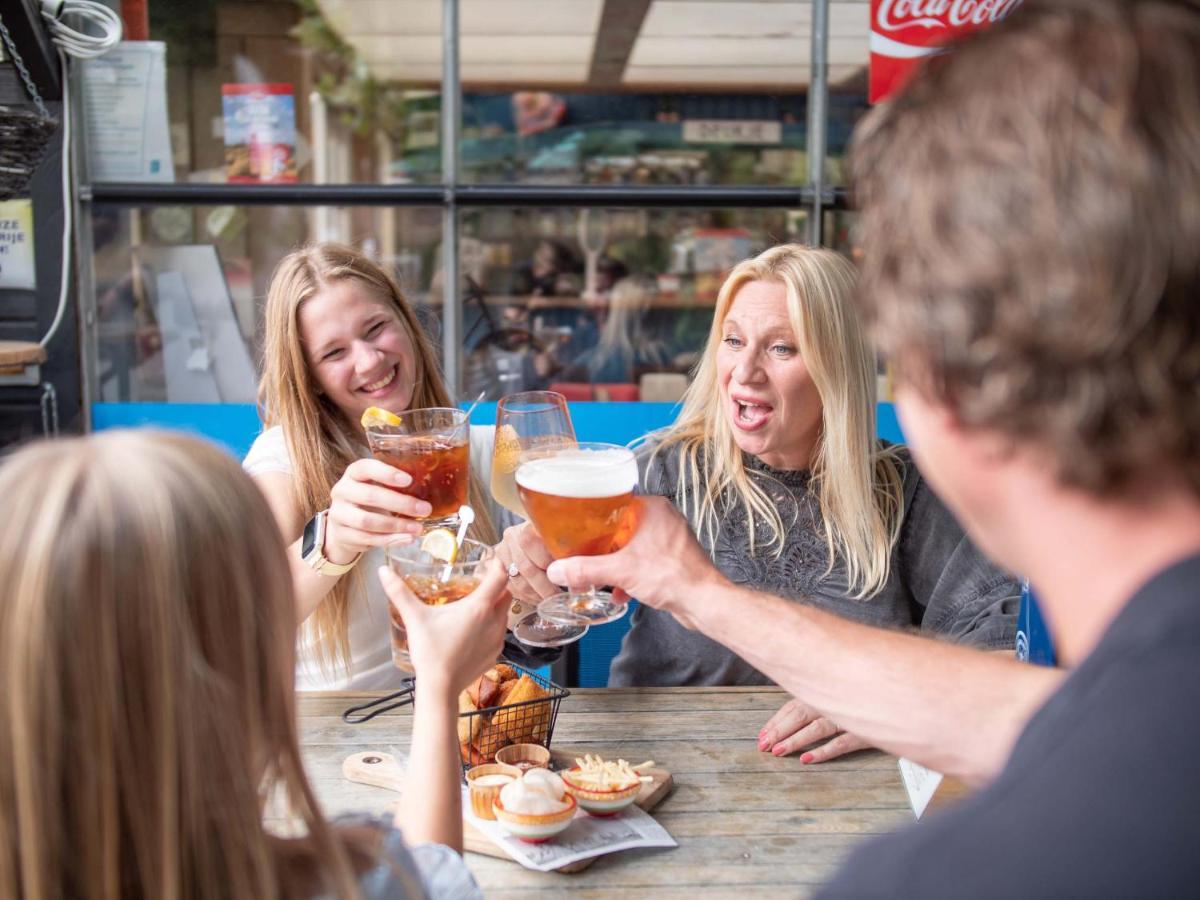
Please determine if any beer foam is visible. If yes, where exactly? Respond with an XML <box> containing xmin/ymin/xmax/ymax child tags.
<box><xmin>515</xmin><ymin>448</ymin><xmax>638</xmax><ymax>498</ymax></box>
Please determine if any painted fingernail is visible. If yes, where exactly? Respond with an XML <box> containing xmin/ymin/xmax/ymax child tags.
<box><xmin>415</xmin><ymin>501</ymin><xmax>432</xmax><ymax>517</ymax></box>
<box><xmin>800</xmin><ymin>752</ymin><xmax>814</xmax><ymax>764</ymax></box>
<box><xmin>772</xmin><ymin>745</ymin><xmax>786</xmax><ymax>756</ymax></box>
<box><xmin>393</xmin><ymin>470</ymin><xmax>412</xmax><ymax>486</ymax></box>
<box><xmin>758</xmin><ymin>738</ymin><xmax>770</xmax><ymax>751</ymax></box>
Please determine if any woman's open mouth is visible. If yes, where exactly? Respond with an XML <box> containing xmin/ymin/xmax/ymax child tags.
<box><xmin>360</xmin><ymin>366</ymin><xmax>398</xmax><ymax>395</ymax></box>
<box><xmin>731</xmin><ymin>397</ymin><xmax>773</xmax><ymax>432</ymax></box>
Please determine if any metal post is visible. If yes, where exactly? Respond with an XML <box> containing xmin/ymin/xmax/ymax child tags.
<box><xmin>807</xmin><ymin>0</ymin><xmax>829</xmax><ymax>247</ymax></box>
<box><xmin>440</xmin><ymin>0</ymin><xmax>462</xmax><ymax>398</ymax></box>
<box><xmin>71</xmin><ymin>59</ymin><xmax>98</xmax><ymax>429</ymax></box>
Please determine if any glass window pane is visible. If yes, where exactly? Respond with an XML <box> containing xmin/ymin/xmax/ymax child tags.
<box><xmin>459</xmin><ymin>205</ymin><xmax>807</xmax><ymax>401</ymax></box>
<box><xmin>456</xmin><ymin>0</ymin><xmax>813</xmax><ymax>185</ymax></box>
<box><xmin>90</xmin><ymin>204</ymin><xmax>443</xmax><ymax>402</ymax></box>
<box><xmin>84</xmin><ymin>1</ymin><xmax>442</xmax><ymax>185</ymax></box>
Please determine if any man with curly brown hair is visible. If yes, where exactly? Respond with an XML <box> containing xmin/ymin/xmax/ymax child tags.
<box><xmin>545</xmin><ymin>1</ymin><xmax>1200</xmax><ymax>894</ymax></box>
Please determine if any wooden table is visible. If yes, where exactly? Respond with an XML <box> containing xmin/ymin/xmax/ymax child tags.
<box><xmin>296</xmin><ymin>687</ymin><xmax>913</xmax><ymax>898</ymax></box>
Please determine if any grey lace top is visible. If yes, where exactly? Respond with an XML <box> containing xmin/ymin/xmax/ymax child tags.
<box><xmin>608</xmin><ymin>441</ymin><xmax>1019</xmax><ymax>687</ymax></box>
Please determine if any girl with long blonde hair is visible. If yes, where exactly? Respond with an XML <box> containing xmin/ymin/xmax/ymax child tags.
<box><xmin>0</xmin><ymin>430</ymin><xmax>508</xmax><ymax>899</ymax></box>
<box><xmin>246</xmin><ymin>243</ymin><xmax>520</xmax><ymax>689</ymax></box>
<box><xmin>502</xmin><ymin>244</ymin><xmax>1018</xmax><ymax>761</ymax></box>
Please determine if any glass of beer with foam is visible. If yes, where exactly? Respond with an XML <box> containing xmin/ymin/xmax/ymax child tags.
<box><xmin>515</xmin><ymin>442</ymin><xmax>640</xmax><ymax>627</ymax></box>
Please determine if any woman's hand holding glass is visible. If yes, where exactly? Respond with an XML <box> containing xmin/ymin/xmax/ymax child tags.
<box><xmin>322</xmin><ymin>459</ymin><xmax>434</xmax><ymax>564</ymax></box>
<box><xmin>378</xmin><ymin>560</ymin><xmax>510</xmax><ymax>694</ymax></box>
<box><xmin>494</xmin><ymin>522</ymin><xmax>561</xmax><ymax>607</ymax></box>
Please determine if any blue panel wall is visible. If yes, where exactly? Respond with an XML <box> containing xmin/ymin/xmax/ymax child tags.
<box><xmin>93</xmin><ymin>400</ymin><xmax>906</xmax><ymax>686</ymax></box>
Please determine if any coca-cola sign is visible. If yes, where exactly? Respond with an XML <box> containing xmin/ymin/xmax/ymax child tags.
<box><xmin>869</xmin><ymin>0</ymin><xmax>1025</xmax><ymax>103</ymax></box>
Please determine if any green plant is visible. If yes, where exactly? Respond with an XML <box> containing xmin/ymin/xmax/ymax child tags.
<box><xmin>290</xmin><ymin>0</ymin><xmax>415</xmax><ymax>141</ymax></box>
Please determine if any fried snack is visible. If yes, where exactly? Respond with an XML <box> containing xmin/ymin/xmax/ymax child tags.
<box><xmin>460</xmin><ymin>741</ymin><xmax>489</xmax><ymax>767</ymax></box>
<box><xmin>457</xmin><ymin>692</ymin><xmax>482</xmax><ymax>744</ymax></box>
<box><xmin>467</xmin><ymin>671</ymin><xmax>501</xmax><ymax>709</ymax></box>
<box><xmin>493</xmin><ymin>675</ymin><xmax>551</xmax><ymax>743</ymax></box>
<box><xmin>493</xmin><ymin>663</ymin><xmax>518</xmax><ymax>681</ymax></box>
<box><xmin>473</xmin><ymin>719</ymin><xmax>510</xmax><ymax>762</ymax></box>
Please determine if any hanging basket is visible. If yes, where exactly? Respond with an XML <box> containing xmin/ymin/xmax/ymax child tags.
<box><xmin>0</xmin><ymin>102</ymin><xmax>57</xmax><ymax>200</ymax></box>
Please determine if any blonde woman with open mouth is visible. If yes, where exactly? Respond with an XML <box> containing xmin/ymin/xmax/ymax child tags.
<box><xmin>501</xmin><ymin>244</ymin><xmax>1019</xmax><ymax>764</ymax></box>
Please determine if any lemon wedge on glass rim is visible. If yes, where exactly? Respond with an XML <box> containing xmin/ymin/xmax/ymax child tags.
<box><xmin>360</xmin><ymin>406</ymin><xmax>402</xmax><ymax>429</ymax></box>
<box><xmin>420</xmin><ymin>527</ymin><xmax>459</xmax><ymax>564</ymax></box>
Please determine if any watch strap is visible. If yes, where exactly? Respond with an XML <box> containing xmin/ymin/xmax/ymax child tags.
<box><xmin>302</xmin><ymin>510</ymin><xmax>361</xmax><ymax>576</ymax></box>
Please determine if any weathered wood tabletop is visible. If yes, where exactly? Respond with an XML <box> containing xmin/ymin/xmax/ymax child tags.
<box><xmin>296</xmin><ymin>687</ymin><xmax>913</xmax><ymax>898</ymax></box>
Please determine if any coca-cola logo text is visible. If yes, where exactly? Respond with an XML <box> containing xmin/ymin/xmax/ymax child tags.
<box><xmin>875</xmin><ymin>0</ymin><xmax>1024</xmax><ymax>33</ymax></box>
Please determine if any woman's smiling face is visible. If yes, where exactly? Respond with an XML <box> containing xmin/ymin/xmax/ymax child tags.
<box><xmin>298</xmin><ymin>279</ymin><xmax>418</xmax><ymax>425</ymax></box>
<box><xmin>715</xmin><ymin>278</ymin><xmax>824</xmax><ymax>470</ymax></box>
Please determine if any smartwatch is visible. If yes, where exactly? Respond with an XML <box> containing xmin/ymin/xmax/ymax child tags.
<box><xmin>301</xmin><ymin>510</ymin><xmax>361</xmax><ymax>576</ymax></box>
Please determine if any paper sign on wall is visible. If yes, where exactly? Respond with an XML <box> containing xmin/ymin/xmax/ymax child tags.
<box><xmin>81</xmin><ymin>41</ymin><xmax>174</xmax><ymax>181</ymax></box>
<box><xmin>0</xmin><ymin>200</ymin><xmax>36</xmax><ymax>290</ymax></box>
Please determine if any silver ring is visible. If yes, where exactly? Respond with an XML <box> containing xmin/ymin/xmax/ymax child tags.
<box><xmin>507</xmin><ymin>562</ymin><xmax>520</xmax><ymax>579</ymax></box>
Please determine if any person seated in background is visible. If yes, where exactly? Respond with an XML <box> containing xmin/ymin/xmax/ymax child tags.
<box><xmin>0</xmin><ymin>430</ymin><xmax>509</xmax><ymax>898</ymax></box>
<box><xmin>548</xmin><ymin>2</ymin><xmax>1200</xmax><ymax>894</ymax></box>
<box><xmin>560</xmin><ymin>275</ymin><xmax>674</xmax><ymax>388</ymax></box>
<box><xmin>501</xmin><ymin>243</ymin><xmax>1021</xmax><ymax>765</ymax></box>
<box><xmin>246</xmin><ymin>242</ymin><xmax>546</xmax><ymax>691</ymax></box>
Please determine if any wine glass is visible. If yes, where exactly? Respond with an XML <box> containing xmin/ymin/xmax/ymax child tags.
<box><xmin>491</xmin><ymin>391</ymin><xmax>588</xmax><ymax>647</ymax></box>
<box><xmin>515</xmin><ymin>442</ymin><xmax>640</xmax><ymax>629</ymax></box>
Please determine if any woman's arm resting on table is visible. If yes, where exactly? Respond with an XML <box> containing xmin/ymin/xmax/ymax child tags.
<box><xmin>252</xmin><ymin>460</ymin><xmax>430</xmax><ymax>623</ymax></box>
<box><xmin>546</xmin><ymin>496</ymin><xmax>1062</xmax><ymax>784</ymax></box>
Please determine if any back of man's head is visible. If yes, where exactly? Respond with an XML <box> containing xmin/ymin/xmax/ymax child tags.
<box><xmin>851</xmin><ymin>0</ymin><xmax>1200</xmax><ymax>498</ymax></box>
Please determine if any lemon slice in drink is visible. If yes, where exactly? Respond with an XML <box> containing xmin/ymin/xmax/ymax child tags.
<box><xmin>420</xmin><ymin>527</ymin><xmax>459</xmax><ymax>564</ymax></box>
<box><xmin>360</xmin><ymin>406</ymin><xmax>402</xmax><ymax>430</ymax></box>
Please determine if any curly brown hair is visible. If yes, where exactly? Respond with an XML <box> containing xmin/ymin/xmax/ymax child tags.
<box><xmin>850</xmin><ymin>0</ymin><xmax>1200</xmax><ymax>497</ymax></box>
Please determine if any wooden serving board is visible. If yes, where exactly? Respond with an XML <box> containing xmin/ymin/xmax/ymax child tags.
<box><xmin>342</xmin><ymin>748</ymin><xmax>673</xmax><ymax>874</ymax></box>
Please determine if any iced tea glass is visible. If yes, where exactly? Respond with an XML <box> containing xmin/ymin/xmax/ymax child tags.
<box><xmin>385</xmin><ymin>537</ymin><xmax>495</xmax><ymax>672</ymax></box>
<box><xmin>515</xmin><ymin>442</ymin><xmax>640</xmax><ymax>628</ymax></box>
<box><xmin>366</xmin><ymin>407</ymin><xmax>469</xmax><ymax>531</ymax></box>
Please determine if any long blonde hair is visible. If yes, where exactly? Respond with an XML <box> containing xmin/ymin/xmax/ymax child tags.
<box><xmin>0</xmin><ymin>431</ymin><xmax>392</xmax><ymax>899</ymax></box>
<box><xmin>258</xmin><ymin>242</ymin><xmax>496</xmax><ymax>673</ymax></box>
<box><xmin>652</xmin><ymin>244</ymin><xmax>904</xmax><ymax>598</ymax></box>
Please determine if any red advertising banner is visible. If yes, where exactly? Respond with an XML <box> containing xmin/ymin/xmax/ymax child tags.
<box><xmin>869</xmin><ymin>0</ymin><xmax>1025</xmax><ymax>104</ymax></box>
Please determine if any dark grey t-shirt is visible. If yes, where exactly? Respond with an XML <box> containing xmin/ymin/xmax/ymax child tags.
<box><xmin>609</xmin><ymin>442</ymin><xmax>1018</xmax><ymax>687</ymax></box>
<box><xmin>818</xmin><ymin>552</ymin><xmax>1200</xmax><ymax>899</ymax></box>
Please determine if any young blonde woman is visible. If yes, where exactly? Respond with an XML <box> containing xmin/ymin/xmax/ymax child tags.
<box><xmin>246</xmin><ymin>243</ymin><xmax>546</xmax><ymax>690</ymax></box>
<box><xmin>0</xmin><ymin>430</ymin><xmax>509</xmax><ymax>898</ymax></box>
<box><xmin>501</xmin><ymin>244</ymin><xmax>1018</xmax><ymax>762</ymax></box>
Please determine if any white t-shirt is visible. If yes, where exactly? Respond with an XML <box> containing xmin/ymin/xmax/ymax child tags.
<box><xmin>243</xmin><ymin>423</ymin><xmax>499</xmax><ymax>691</ymax></box>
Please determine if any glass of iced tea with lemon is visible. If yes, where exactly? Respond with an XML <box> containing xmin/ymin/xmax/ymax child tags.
<box><xmin>364</xmin><ymin>407</ymin><xmax>469</xmax><ymax>531</ymax></box>
<box><xmin>385</xmin><ymin>535</ymin><xmax>494</xmax><ymax>672</ymax></box>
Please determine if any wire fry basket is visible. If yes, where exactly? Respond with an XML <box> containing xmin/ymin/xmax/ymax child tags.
<box><xmin>341</xmin><ymin>662</ymin><xmax>569</xmax><ymax>778</ymax></box>
<box><xmin>458</xmin><ymin>664</ymin><xmax>569</xmax><ymax>774</ymax></box>
<box><xmin>0</xmin><ymin>104</ymin><xmax>57</xmax><ymax>199</ymax></box>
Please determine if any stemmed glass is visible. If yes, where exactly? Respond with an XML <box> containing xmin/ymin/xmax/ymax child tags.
<box><xmin>490</xmin><ymin>391</ymin><xmax>586</xmax><ymax>647</ymax></box>
<box><xmin>515</xmin><ymin>442</ymin><xmax>641</xmax><ymax>628</ymax></box>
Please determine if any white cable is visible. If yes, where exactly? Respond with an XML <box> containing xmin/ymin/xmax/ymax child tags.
<box><xmin>36</xmin><ymin>0</ymin><xmax>122</xmax><ymax>349</ymax></box>
<box><xmin>39</xmin><ymin>0</ymin><xmax>122</xmax><ymax>60</ymax></box>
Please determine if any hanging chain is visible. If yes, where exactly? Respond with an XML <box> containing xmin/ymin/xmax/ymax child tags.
<box><xmin>0</xmin><ymin>13</ymin><xmax>51</xmax><ymax>119</ymax></box>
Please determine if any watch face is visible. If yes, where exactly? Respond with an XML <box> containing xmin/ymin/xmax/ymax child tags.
<box><xmin>301</xmin><ymin>513</ymin><xmax>320</xmax><ymax>558</ymax></box>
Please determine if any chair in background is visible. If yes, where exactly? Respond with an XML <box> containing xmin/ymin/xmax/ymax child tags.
<box><xmin>549</xmin><ymin>381</ymin><xmax>640</xmax><ymax>402</ymax></box>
